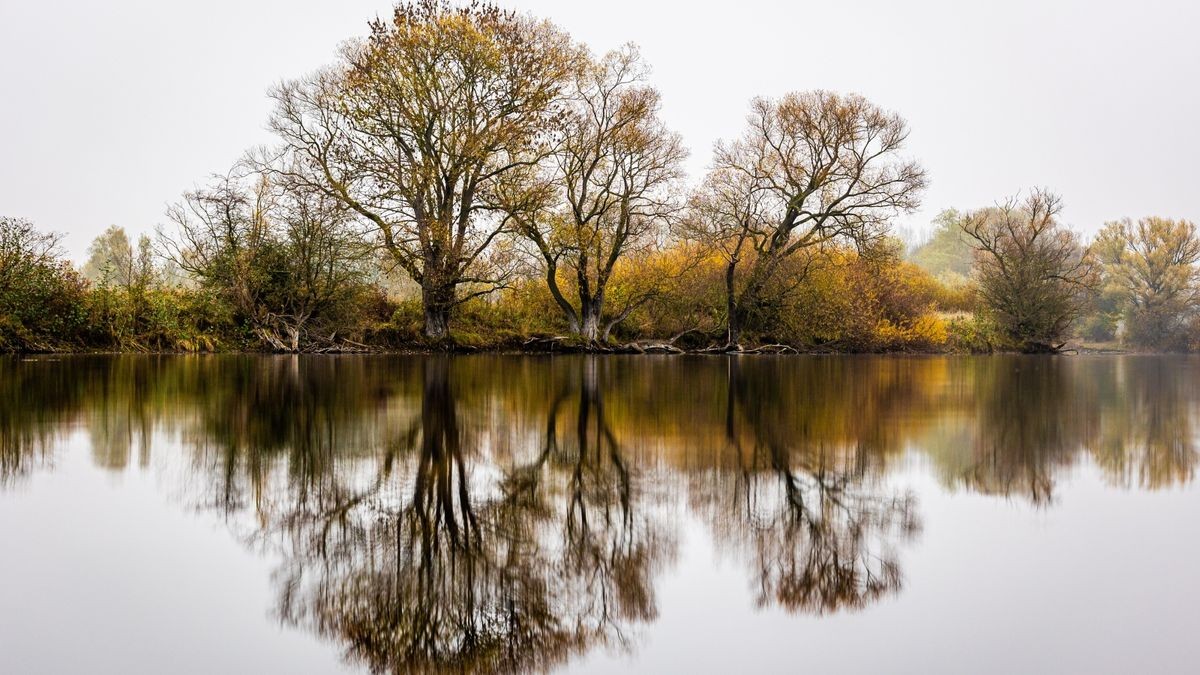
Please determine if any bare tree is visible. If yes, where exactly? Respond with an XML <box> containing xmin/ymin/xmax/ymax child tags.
<box><xmin>268</xmin><ymin>1</ymin><xmax>578</xmax><ymax>340</ymax></box>
<box><xmin>0</xmin><ymin>217</ymin><xmax>62</xmax><ymax>288</ymax></box>
<box><xmin>960</xmin><ymin>189</ymin><xmax>1098</xmax><ymax>352</ymax></box>
<box><xmin>503</xmin><ymin>45</ymin><xmax>686</xmax><ymax>345</ymax></box>
<box><xmin>161</xmin><ymin>167</ymin><xmax>274</xmax><ymax>319</ymax></box>
<box><xmin>161</xmin><ymin>162</ymin><xmax>372</xmax><ymax>351</ymax></box>
<box><xmin>686</xmin><ymin>91</ymin><xmax>926</xmax><ymax>348</ymax></box>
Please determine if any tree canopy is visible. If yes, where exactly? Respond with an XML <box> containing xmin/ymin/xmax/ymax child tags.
<box><xmin>960</xmin><ymin>190</ymin><xmax>1098</xmax><ymax>352</ymax></box>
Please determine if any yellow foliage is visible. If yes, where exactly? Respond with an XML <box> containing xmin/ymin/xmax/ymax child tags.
<box><xmin>872</xmin><ymin>314</ymin><xmax>949</xmax><ymax>351</ymax></box>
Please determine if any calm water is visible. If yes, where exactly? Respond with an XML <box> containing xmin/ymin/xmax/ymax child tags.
<box><xmin>2</xmin><ymin>354</ymin><xmax>1199</xmax><ymax>674</ymax></box>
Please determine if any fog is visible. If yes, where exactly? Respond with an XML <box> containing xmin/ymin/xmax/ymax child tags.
<box><xmin>1</xmin><ymin>0</ymin><xmax>1196</xmax><ymax>259</ymax></box>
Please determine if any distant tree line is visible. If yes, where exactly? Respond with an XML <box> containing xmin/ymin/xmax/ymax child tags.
<box><xmin>1</xmin><ymin>1</ymin><xmax>1197</xmax><ymax>354</ymax></box>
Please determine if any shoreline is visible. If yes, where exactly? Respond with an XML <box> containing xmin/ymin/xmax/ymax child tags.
<box><xmin>1</xmin><ymin>344</ymin><xmax>1137</xmax><ymax>357</ymax></box>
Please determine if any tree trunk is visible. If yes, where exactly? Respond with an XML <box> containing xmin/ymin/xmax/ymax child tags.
<box><xmin>725</xmin><ymin>260</ymin><xmax>740</xmax><ymax>349</ymax></box>
<box><xmin>544</xmin><ymin>262</ymin><xmax>580</xmax><ymax>335</ymax></box>
<box><xmin>580</xmin><ymin>303</ymin><xmax>601</xmax><ymax>345</ymax></box>
<box><xmin>422</xmin><ymin>283</ymin><xmax>454</xmax><ymax>341</ymax></box>
<box><xmin>288</xmin><ymin>315</ymin><xmax>307</xmax><ymax>353</ymax></box>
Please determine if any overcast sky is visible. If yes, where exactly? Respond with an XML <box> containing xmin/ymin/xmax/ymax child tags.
<box><xmin>2</xmin><ymin>0</ymin><xmax>1197</xmax><ymax>260</ymax></box>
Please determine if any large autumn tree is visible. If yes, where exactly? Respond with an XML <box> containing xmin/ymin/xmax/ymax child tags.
<box><xmin>503</xmin><ymin>45</ymin><xmax>686</xmax><ymax>344</ymax></box>
<box><xmin>687</xmin><ymin>91</ymin><xmax>926</xmax><ymax>347</ymax></box>
<box><xmin>269</xmin><ymin>0</ymin><xmax>578</xmax><ymax>339</ymax></box>
<box><xmin>496</xmin><ymin>45</ymin><xmax>686</xmax><ymax>345</ymax></box>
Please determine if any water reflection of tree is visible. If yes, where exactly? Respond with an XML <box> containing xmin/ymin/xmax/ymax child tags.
<box><xmin>9</xmin><ymin>353</ymin><xmax>1200</xmax><ymax>669</ymax></box>
<box><xmin>1092</xmin><ymin>358</ymin><xmax>1198</xmax><ymax>489</ymax></box>
<box><xmin>87</xmin><ymin>356</ymin><xmax>159</xmax><ymax>470</ymax></box>
<box><xmin>185</xmin><ymin>356</ymin><xmax>412</xmax><ymax>514</ymax></box>
<box><xmin>0</xmin><ymin>356</ymin><xmax>154</xmax><ymax>484</ymax></box>
<box><xmin>934</xmin><ymin>357</ymin><xmax>1199</xmax><ymax>501</ymax></box>
<box><xmin>199</xmin><ymin>356</ymin><xmax>671</xmax><ymax>674</ymax></box>
<box><xmin>0</xmin><ymin>357</ymin><xmax>76</xmax><ymax>484</ymax></box>
<box><xmin>691</xmin><ymin>358</ymin><xmax>920</xmax><ymax>614</ymax></box>
<box><xmin>953</xmin><ymin>358</ymin><xmax>1090</xmax><ymax>503</ymax></box>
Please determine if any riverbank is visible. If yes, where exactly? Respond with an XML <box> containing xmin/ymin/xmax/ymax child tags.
<box><xmin>2</xmin><ymin>337</ymin><xmax>1137</xmax><ymax>357</ymax></box>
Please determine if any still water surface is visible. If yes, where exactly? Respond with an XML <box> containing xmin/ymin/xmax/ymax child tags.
<box><xmin>1</xmin><ymin>354</ymin><xmax>1199</xmax><ymax>674</ymax></box>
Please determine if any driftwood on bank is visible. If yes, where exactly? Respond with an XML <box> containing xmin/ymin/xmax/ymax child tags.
<box><xmin>257</xmin><ymin>327</ymin><xmax>378</xmax><ymax>354</ymax></box>
<box><xmin>520</xmin><ymin>331</ymin><xmax>814</xmax><ymax>355</ymax></box>
<box><xmin>522</xmin><ymin>335</ymin><xmax>683</xmax><ymax>354</ymax></box>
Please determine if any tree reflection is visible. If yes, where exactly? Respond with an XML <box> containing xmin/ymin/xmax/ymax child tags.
<box><xmin>1092</xmin><ymin>358</ymin><xmax>1198</xmax><ymax>489</ymax></box>
<box><xmin>176</xmin><ymin>356</ymin><xmax>413</xmax><ymax>516</ymax></box>
<box><xmin>691</xmin><ymin>358</ymin><xmax>919</xmax><ymax>614</ymax></box>
<box><xmin>87</xmin><ymin>356</ymin><xmax>158</xmax><ymax>471</ymax></box>
<box><xmin>553</xmin><ymin>359</ymin><xmax>665</xmax><ymax>630</ymax></box>
<box><xmin>0</xmin><ymin>356</ymin><xmax>153</xmax><ymax>485</ymax></box>
<box><xmin>6</xmin><ymin>353</ymin><xmax>1200</xmax><ymax>670</ymax></box>
<box><xmin>201</xmin><ymin>356</ymin><xmax>671</xmax><ymax>674</ymax></box>
<box><xmin>0</xmin><ymin>357</ymin><xmax>76</xmax><ymax>485</ymax></box>
<box><xmin>927</xmin><ymin>357</ymin><xmax>1199</xmax><ymax>501</ymax></box>
<box><xmin>955</xmin><ymin>358</ymin><xmax>1090</xmax><ymax>503</ymax></box>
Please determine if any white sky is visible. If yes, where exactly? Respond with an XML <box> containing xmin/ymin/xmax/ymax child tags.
<box><xmin>2</xmin><ymin>0</ymin><xmax>1198</xmax><ymax>260</ymax></box>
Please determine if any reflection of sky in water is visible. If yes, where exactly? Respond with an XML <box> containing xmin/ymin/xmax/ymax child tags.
<box><xmin>1</xmin><ymin>355</ymin><xmax>1199</xmax><ymax>674</ymax></box>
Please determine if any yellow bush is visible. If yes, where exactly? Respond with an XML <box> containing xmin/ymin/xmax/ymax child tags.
<box><xmin>871</xmin><ymin>314</ymin><xmax>948</xmax><ymax>351</ymax></box>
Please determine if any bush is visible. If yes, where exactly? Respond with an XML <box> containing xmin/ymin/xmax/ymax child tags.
<box><xmin>763</xmin><ymin>245</ymin><xmax>950</xmax><ymax>351</ymax></box>
<box><xmin>872</xmin><ymin>314</ymin><xmax>949</xmax><ymax>352</ymax></box>
<box><xmin>945</xmin><ymin>313</ymin><xmax>1010</xmax><ymax>353</ymax></box>
<box><xmin>89</xmin><ymin>286</ymin><xmax>242</xmax><ymax>352</ymax></box>
<box><xmin>1078</xmin><ymin>312</ymin><xmax>1119</xmax><ymax>344</ymax></box>
<box><xmin>0</xmin><ymin>218</ymin><xmax>90</xmax><ymax>352</ymax></box>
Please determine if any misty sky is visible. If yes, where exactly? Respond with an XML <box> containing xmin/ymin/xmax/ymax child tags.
<box><xmin>2</xmin><ymin>0</ymin><xmax>1197</xmax><ymax>260</ymax></box>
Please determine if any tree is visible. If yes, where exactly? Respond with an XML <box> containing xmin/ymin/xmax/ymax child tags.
<box><xmin>83</xmin><ymin>226</ymin><xmax>161</xmax><ymax>348</ymax></box>
<box><xmin>960</xmin><ymin>190</ymin><xmax>1098</xmax><ymax>352</ymax></box>
<box><xmin>686</xmin><ymin>91</ymin><xmax>926</xmax><ymax>347</ymax></box>
<box><xmin>1</xmin><ymin>217</ymin><xmax>60</xmax><ymax>288</ymax></box>
<box><xmin>269</xmin><ymin>0</ymin><xmax>578</xmax><ymax>340</ymax></box>
<box><xmin>908</xmin><ymin>209</ymin><xmax>975</xmax><ymax>279</ymax></box>
<box><xmin>503</xmin><ymin>46</ymin><xmax>686</xmax><ymax>344</ymax></box>
<box><xmin>161</xmin><ymin>162</ymin><xmax>373</xmax><ymax>351</ymax></box>
<box><xmin>83</xmin><ymin>226</ymin><xmax>132</xmax><ymax>285</ymax></box>
<box><xmin>1093</xmin><ymin>217</ymin><xmax>1200</xmax><ymax>351</ymax></box>
<box><xmin>83</xmin><ymin>225</ymin><xmax>156</xmax><ymax>292</ymax></box>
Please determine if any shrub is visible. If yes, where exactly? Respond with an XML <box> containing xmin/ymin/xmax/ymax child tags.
<box><xmin>0</xmin><ymin>218</ymin><xmax>90</xmax><ymax>352</ymax></box>
<box><xmin>944</xmin><ymin>313</ymin><xmax>1010</xmax><ymax>353</ymax></box>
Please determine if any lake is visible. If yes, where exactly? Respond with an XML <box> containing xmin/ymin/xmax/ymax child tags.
<box><xmin>1</xmin><ymin>354</ymin><xmax>1198</xmax><ymax>674</ymax></box>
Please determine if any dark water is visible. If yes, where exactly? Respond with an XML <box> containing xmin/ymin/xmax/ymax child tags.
<box><xmin>2</xmin><ymin>354</ymin><xmax>1198</xmax><ymax>674</ymax></box>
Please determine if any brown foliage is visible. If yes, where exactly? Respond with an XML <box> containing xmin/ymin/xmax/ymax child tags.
<box><xmin>685</xmin><ymin>91</ymin><xmax>927</xmax><ymax>345</ymax></box>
